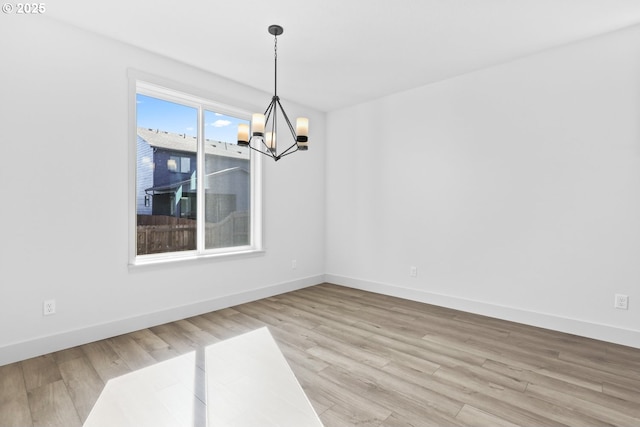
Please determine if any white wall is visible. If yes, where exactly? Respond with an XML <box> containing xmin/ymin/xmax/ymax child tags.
<box><xmin>0</xmin><ymin>17</ymin><xmax>326</xmax><ymax>365</ymax></box>
<box><xmin>326</xmin><ymin>25</ymin><xmax>640</xmax><ymax>348</ymax></box>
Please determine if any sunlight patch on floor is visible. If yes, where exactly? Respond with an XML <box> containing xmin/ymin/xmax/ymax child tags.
<box><xmin>83</xmin><ymin>327</ymin><xmax>322</xmax><ymax>427</ymax></box>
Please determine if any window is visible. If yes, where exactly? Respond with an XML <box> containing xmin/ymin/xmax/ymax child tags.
<box><xmin>168</xmin><ymin>156</ymin><xmax>191</xmax><ymax>173</ymax></box>
<box><xmin>131</xmin><ymin>78</ymin><xmax>262</xmax><ymax>264</ymax></box>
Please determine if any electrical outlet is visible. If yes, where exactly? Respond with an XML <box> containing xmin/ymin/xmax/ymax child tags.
<box><xmin>614</xmin><ymin>294</ymin><xmax>629</xmax><ymax>310</ymax></box>
<box><xmin>409</xmin><ymin>266</ymin><xmax>417</xmax><ymax>278</ymax></box>
<box><xmin>43</xmin><ymin>299</ymin><xmax>56</xmax><ymax>316</ymax></box>
<box><xmin>292</xmin><ymin>259</ymin><xmax>297</xmax><ymax>270</ymax></box>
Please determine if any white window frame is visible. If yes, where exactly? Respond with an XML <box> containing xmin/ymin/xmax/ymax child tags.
<box><xmin>128</xmin><ymin>71</ymin><xmax>263</xmax><ymax>266</ymax></box>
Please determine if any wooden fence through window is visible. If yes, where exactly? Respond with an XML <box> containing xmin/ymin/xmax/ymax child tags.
<box><xmin>136</xmin><ymin>212</ymin><xmax>249</xmax><ymax>255</ymax></box>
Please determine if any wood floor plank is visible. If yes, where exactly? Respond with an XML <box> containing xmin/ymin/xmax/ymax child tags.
<box><xmin>433</xmin><ymin>365</ymin><xmax>613</xmax><ymax>426</ymax></box>
<box><xmin>279</xmin><ymin>340</ymin><xmax>330</xmax><ymax>373</ymax></box>
<box><xmin>308</xmin><ymin>345</ymin><xmax>464</xmax><ymax>418</ymax></box>
<box><xmin>0</xmin><ymin>363</ymin><xmax>33</xmax><ymax>427</ymax></box>
<box><xmin>129</xmin><ymin>328</ymin><xmax>171</xmax><ymax>354</ymax></box>
<box><xmin>128</xmin><ymin>328</ymin><xmax>182</xmax><ymax>362</ymax></box>
<box><xmin>283</xmin><ymin>322</ymin><xmax>392</xmax><ymax>369</ymax></box>
<box><xmin>173</xmin><ymin>318</ymin><xmax>202</xmax><ymax>333</ymax></box>
<box><xmin>514</xmin><ymin>366</ymin><xmax>639</xmax><ymax>419</ymax></box>
<box><xmin>149</xmin><ymin>322</ymin><xmax>200</xmax><ymax>354</ymax></box>
<box><xmin>320</xmin><ymin>364</ymin><xmax>465</xmax><ymax>427</ymax></box>
<box><xmin>455</xmin><ymin>404</ymin><xmax>520</xmax><ymax>427</ymax></box>
<box><xmin>231</xmin><ymin>302</ymin><xmax>289</xmax><ymax>327</ymax></box>
<box><xmin>269</xmin><ymin>297</ymin><xmax>373</xmax><ymax>342</ymax></box>
<box><xmin>449</xmin><ymin>329</ymin><xmax>640</xmax><ymax>391</ymax></box>
<box><xmin>106</xmin><ymin>334</ymin><xmax>157</xmax><ymax>371</ymax></box>
<box><xmin>269</xmin><ymin>322</ymin><xmax>322</xmax><ymax>352</ymax></box>
<box><xmin>220</xmin><ymin>309</ymin><xmax>271</xmax><ymax>332</ymax></box>
<box><xmin>421</xmin><ymin>332</ymin><xmax>544</xmax><ymax>373</ymax></box>
<box><xmin>316</xmin><ymin>287</ymin><xmax>512</xmax><ymax>342</ymax></box>
<box><xmin>325</xmin><ymin>326</ymin><xmax>441</xmax><ymax>376</ymax></box>
<box><xmin>381</xmin><ymin>411</ymin><xmax>462</xmax><ymax>427</ymax></box>
<box><xmin>525</xmin><ymin>382</ymin><xmax>640</xmax><ymax>426</ymax></box>
<box><xmin>533</xmin><ymin>366</ymin><xmax>603</xmax><ymax>392</ymax></box>
<box><xmin>183</xmin><ymin>328</ymin><xmax>220</xmax><ymax>348</ymax></box>
<box><xmin>322</xmin><ymin>402</ymin><xmax>393</xmax><ymax>427</ymax></box>
<box><xmin>81</xmin><ymin>340</ymin><xmax>131</xmax><ymax>383</ymax></box>
<box><xmin>382</xmin><ymin>360</ymin><xmax>560</xmax><ymax>427</ymax></box>
<box><xmin>199</xmin><ymin>311</ymin><xmax>253</xmax><ymax>339</ymax></box>
<box><xmin>557</xmin><ymin>350</ymin><xmax>640</xmax><ymax>382</ymax></box>
<box><xmin>603</xmin><ymin>381</ymin><xmax>640</xmax><ymax>404</ymax></box>
<box><xmin>51</xmin><ymin>347</ymin><xmax>85</xmax><ymax>365</ymax></box>
<box><xmin>27</xmin><ymin>380</ymin><xmax>81</xmax><ymax>427</ymax></box>
<box><xmin>254</xmin><ymin>298</ymin><xmax>328</xmax><ymax>331</ymax></box>
<box><xmin>57</xmin><ymin>357</ymin><xmax>104</xmax><ymax>422</ymax></box>
<box><xmin>280</xmin><ymin>289</ymin><xmax>367</xmax><ymax>326</ymax></box>
<box><xmin>365</xmin><ymin>325</ymin><xmax>487</xmax><ymax>368</ymax></box>
<box><xmin>284</xmin><ymin>363</ymin><xmax>335</xmax><ymax>416</ymax></box>
<box><xmin>21</xmin><ymin>354</ymin><xmax>62</xmax><ymax>392</ymax></box>
<box><xmin>288</xmin><ymin>358</ymin><xmax>393</xmax><ymax>423</ymax></box>
<box><xmin>0</xmin><ymin>395</ymin><xmax>34</xmax><ymax>427</ymax></box>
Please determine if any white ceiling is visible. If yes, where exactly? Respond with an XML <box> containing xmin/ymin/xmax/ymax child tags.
<box><xmin>47</xmin><ymin>0</ymin><xmax>640</xmax><ymax>112</ymax></box>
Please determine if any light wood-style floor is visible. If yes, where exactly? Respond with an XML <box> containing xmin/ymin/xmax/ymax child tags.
<box><xmin>1</xmin><ymin>283</ymin><xmax>639</xmax><ymax>426</ymax></box>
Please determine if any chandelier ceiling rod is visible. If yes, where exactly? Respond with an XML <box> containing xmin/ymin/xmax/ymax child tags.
<box><xmin>272</xmin><ymin>24</ymin><xmax>280</xmax><ymax>99</ymax></box>
<box><xmin>237</xmin><ymin>25</ymin><xmax>309</xmax><ymax>162</ymax></box>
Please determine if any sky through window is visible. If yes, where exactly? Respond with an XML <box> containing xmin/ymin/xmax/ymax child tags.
<box><xmin>137</xmin><ymin>94</ymin><xmax>246</xmax><ymax>144</ymax></box>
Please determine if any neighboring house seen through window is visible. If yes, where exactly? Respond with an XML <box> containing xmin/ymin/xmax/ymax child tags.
<box><xmin>133</xmin><ymin>81</ymin><xmax>260</xmax><ymax>263</ymax></box>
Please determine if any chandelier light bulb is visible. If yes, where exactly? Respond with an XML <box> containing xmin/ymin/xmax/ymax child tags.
<box><xmin>237</xmin><ymin>123</ymin><xmax>250</xmax><ymax>145</ymax></box>
<box><xmin>296</xmin><ymin>117</ymin><xmax>309</xmax><ymax>150</ymax></box>
<box><xmin>266</xmin><ymin>132</ymin><xmax>276</xmax><ymax>152</ymax></box>
<box><xmin>251</xmin><ymin>113</ymin><xmax>265</xmax><ymax>136</ymax></box>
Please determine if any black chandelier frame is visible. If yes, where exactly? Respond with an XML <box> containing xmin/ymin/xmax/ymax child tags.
<box><xmin>238</xmin><ymin>25</ymin><xmax>308</xmax><ymax>161</ymax></box>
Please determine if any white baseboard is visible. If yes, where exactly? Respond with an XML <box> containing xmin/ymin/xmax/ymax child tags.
<box><xmin>0</xmin><ymin>275</ymin><xmax>323</xmax><ymax>367</ymax></box>
<box><xmin>325</xmin><ymin>274</ymin><xmax>640</xmax><ymax>349</ymax></box>
<box><xmin>3</xmin><ymin>273</ymin><xmax>638</xmax><ymax>366</ymax></box>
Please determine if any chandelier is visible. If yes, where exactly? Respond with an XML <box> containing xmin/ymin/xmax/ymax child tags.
<box><xmin>237</xmin><ymin>25</ymin><xmax>309</xmax><ymax>161</ymax></box>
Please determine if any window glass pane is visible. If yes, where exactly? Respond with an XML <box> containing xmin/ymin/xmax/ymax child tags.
<box><xmin>203</xmin><ymin>110</ymin><xmax>251</xmax><ymax>249</ymax></box>
<box><xmin>136</xmin><ymin>94</ymin><xmax>198</xmax><ymax>255</ymax></box>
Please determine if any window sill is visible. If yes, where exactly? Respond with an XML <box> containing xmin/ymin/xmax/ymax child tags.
<box><xmin>129</xmin><ymin>247</ymin><xmax>265</xmax><ymax>268</ymax></box>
